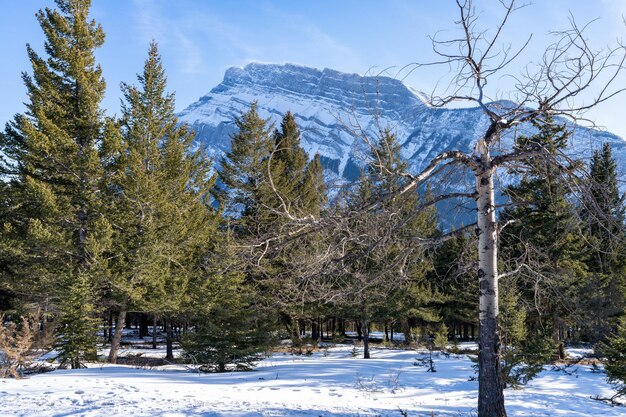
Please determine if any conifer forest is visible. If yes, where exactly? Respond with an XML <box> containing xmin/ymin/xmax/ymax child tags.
<box><xmin>1</xmin><ymin>1</ymin><xmax>626</xmax><ymax>417</ymax></box>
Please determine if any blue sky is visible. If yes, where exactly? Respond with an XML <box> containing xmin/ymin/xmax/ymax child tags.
<box><xmin>2</xmin><ymin>0</ymin><xmax>626</xmax><ymax>137</ymax></box>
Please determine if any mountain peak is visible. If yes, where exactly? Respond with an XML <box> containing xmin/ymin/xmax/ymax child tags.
<box><xmin>212</xmin><ymin>62</ymin><xmax>428</xmax><ymax>110</ymax></box>
<box><xmin>179</xmin><ymin>62</ymin><xmax>626</xmax><ymax>197</ymax></box>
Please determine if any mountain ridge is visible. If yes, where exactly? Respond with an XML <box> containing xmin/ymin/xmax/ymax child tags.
<box><xmin>178</xmin><ymin>62</ymin><xmax>626</xmax><ymax>185</ymax></box>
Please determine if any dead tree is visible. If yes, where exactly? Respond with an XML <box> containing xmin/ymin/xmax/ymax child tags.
<box><xmin>385</xmin><ymin>1</ymin><xmax>626</xmax><ymax>416</ymax></box>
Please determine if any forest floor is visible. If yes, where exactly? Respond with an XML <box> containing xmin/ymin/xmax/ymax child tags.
<box><xmin>1</xmin><ymin>338</ymin><xmax>624</xmax><ymax>417</ymax></box>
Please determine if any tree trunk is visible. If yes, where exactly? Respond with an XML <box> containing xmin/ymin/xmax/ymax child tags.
<box><xmin>152</xmin><ymin>314</ymin><xmax>158</xmax><ymax>349</ymax></box>
<box><xmin>165</xmin><ymin>319</ymin><xmax>174</xmax><ymax>361</ymax></box>
<box><xmin>108</xmin><ymin>310</ymin><xmax>113</xmax><ymax>343</ymax></box>
<box><xmin>108</xmin><ymin>307</ymin><xmax>127</xmax><ymax>364</ymax></box>
<box><xmin>139</xmin><ymin>314</ymin><xmax>148</xmax><ymax>339</ymax></box>
<box><xmin>311</xmin><ymin>318</ymin><xmax>319</xmax><ymax>341</ymax></box>
<box><xmin>401</xmin><ymin>319</ymin><xmax>412</xmax><ymax>346</ymax></box>
<box><xmin>362</xmin><ymin>319</ymin><xmax>370</xmax><ymax>359</ymax></box>
<box><xmin>476</xmin><ymin>163</ymin><xmax>507</xmax><ymax>417</ymax></box>
<box><xmin>291</xmin><ymin>316</ymin><xmax>302</xmax><ymax>352</ymax></box>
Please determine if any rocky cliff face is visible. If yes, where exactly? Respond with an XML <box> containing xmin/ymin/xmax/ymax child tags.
<box><xmin>179</xmin><ymin>62</ymin><xmax>626</xmax><ymax>185</ymax></box>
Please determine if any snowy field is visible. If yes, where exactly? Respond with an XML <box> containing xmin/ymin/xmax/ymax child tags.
<box><xmin>0</xmin><ymin>345</ymin><xmax>623</xmax><ymax>417</ymax></box>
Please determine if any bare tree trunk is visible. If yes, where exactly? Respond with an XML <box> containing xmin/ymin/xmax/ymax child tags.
<box><xmin>108</xmin><ymin>310</ymin><xmax>113</xmax><ymax>343</ymax></box>
<box><xmin>152</xmin><ymin>314</ymin><xmax>158</xmax><ymax>349</ymax></box>
<box><xmin>311</xmin><ymin>318</ymin><xmax>319</xmax><ymax>341</ymax></box>
<box><xmin>362</xmin><ymin>318</ymin><xmax>370</xmax><ymax>359</ymax></box>
<box><xmin>108</xmin><ymin>307</ymin><xmax>126</xmax><ymax>364</ymax></box>
<box><xmin>291</xmin><ymin>316</ymin><xmax>302</xmax><ymax>352</ymax></box>
<box><xmin>165</xmin><ymin>319</ymin><xmax>174</xmax><ymax>361</ymax></box>
<box><xmin>476</xmin><ymin>164</ymin><xmax>507</xmax><ymax>417</ymax></box>
<box><xmin>139</xmin><ymin>314</ymin><xmax>148</xmax><ymax>339</ymax></box>
<box><xmin>401</xmin><ymin>319</ymin><xmax>412</xmax><ymax>346</ymax></box>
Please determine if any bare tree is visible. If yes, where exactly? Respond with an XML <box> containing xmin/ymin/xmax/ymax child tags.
<box><xmin>386</xmin><ymin>1</ymin><xmax>626</xmax><ymax>415</ymax></box>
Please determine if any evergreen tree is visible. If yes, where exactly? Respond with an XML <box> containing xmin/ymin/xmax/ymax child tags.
<box><xmin>218</xmin><ymin>108</ymin><xmax>327</xmax><ymax>351</ymax></box>
<box><xmin>182</xmin><ymin>240</ymin><xmax>275</xmax><ymax>372</ymax></box>
<box><xmin>338</xmin><ymin>130</ymin><xmax>438</xmax><ymax>358</ymax></box>
<box><xmin>599</xmin><ymin>319</ymin><xmax>626</xmax><ymax>401</ymax></box>
<box><xmin>269</xmin><ymin>111</ymin><xmax>327</xmax><ymax>217</ymax></box>
<box><xmin>1</xmin><ymin>0</ymin><xmax>114</xmax><ymax>367</ymax></box>
<box><xmin>588</xmin><ymin>143</ymin><xmax>625</xmax><ymax>265</ymax></box>
<box><xmin>301</xmin><ymin>154</ymin><xmax>327</xmax><ymax>217</ymax></box>
<box><xmin>55</xmin><ymin>274</ymin><xmax>100</xmax><ymax>368</ymax></box>
<box><xmin>218</xmin><ymin>102</ymin><xmax>274</xmax><ymax>234</ymax></box>
<box><xmin>582</xmin><ymin>143</ymin><xmax>626</xmax><ymax>340</ymax></box>
<box><xmin>500</xmin><ymin>116</ymin><xmax>589</xmax><ymax>356</ymax></box>
<box><xmin>430</xmin><ymin>232</ymin><xmax>478</xmax><ymax>342</ymax></box>
<box><xmin>499</xmin><ymin>280</ymin><xmax>552</xmax><ymax>388</ymax></box>
<box><xmin>106</xmin><ymin>42</ymin><xmax>216</xmax><ymax>362</ymax></box>
<box><xmin>265</xmin><ymin>112</ymin><xmax>328</xmax><ymax>347</ymax></box>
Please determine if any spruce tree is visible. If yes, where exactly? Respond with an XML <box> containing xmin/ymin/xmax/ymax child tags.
<box><xmin>600</xmin><ymin>319</ymin><xmax>626</xmax><ymax>401</ymax></box>
<box><xmin>219</xmin><ymin>102</ymin><xmax>274</xmax><ymax>234</ymax></box>
<box><xmin>264</xmin><ymin>112</ymin><xmax>328</xmax><ymax>348</ymax></box>
<box><xmin>498</xmin><ymin>280</ymin><xmax>552</xmax><ymax>388</ymax></box>
<box><xmin>588</xmin><ymin>143</ymin><xmax>625</xmax><ymax>260</ymax></box>
<box><xmin>500</xmin><ymin>116</ymin><xmax>589</xmax><ymax>355</ymax></box>
<box><xmin>301</xmin><ymin>154</ymin><xmax>327</xmax><ymax>217</ymax></box>
<box><xmin>339</xmin><ymin>130</ymin><xmax>438</xmax><ymax>358</ymax></box>
<box><xmin>181</xmin><ymin>238</ymin><xmax>275</xmax><ymax>372</ymax></box>
<box><xmin>583</xmin><ymin>143</ymin><xmax>626</xmax><ymax>340</ymax></box>
<box><xmin>587</xmin><ymin>143</ymin><xmax>624</xmax><ymax>271</ymax></box>
<box><xmin>1</xmin><ymin>0</ymin><xmax>113</xmax><ymax>367</ymax></box>
<box><xmin>218</xmin><ymin>108</ymin><xmax>327</xmax><ymax>352</ymax></box>
<box><xmin>430</xmin><ymin>232</ymin><xmax>478</xmax><ymax>342</ymax></box>
<box><xmin>106</xmin><ymin>42</ymin><xmax>216</xmax><ymax>362</ymax></box>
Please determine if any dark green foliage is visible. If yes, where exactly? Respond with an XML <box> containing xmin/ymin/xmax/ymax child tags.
<box><xmin>500</xmin><ymin>116</ymin><xmax>588</xmax><ymax>352</ymax></box>
<box><xmin>217</xmin><ymin>107</ymin><xmax>328</xmax><ymax>351</ymax></box>
<box><xmin>219</xmin><ymin>102</ymin><xmax>274</xmax><ymax>232</ymax></box>
<box><xmin>108</xmin><ymin>41</ymin><xmax>215</xmax><ymax>314</ymax></box>
<box><xmin>430</xmin><ymin>232</ymin><xmax>477</xmax><ymax>337</ymax></box>
<box><xmin>587</xmin><ymin>143</ymin><xmax>625</xmax><ymax>265</ymax></box>
<box><xmin>101</xmin><ymin>42</ymin><xmax>218</xmax><ymax>362</ymax></box>
<box><xmin>182</xmin><ymin>271</ymin><xmax>275</xmax><ymax>372</ymax></box>
<box><xmin>581</xmin><ymin>144</ymin><xmax>626</xmax><ymax>341</ymax></box>
<box><xmin>1</xmin><ymin>0</ymin><xmax>114</xmax><ymax>367</ymax></box>
<box><xmin>271</xmin><ymin>112</ymin><xmax>327</xmax><ymax>217</ymax></box>
<box><xmin>499</xmin><ymin>282</ymin><xmax>552</xmax><ymax>388</ymax></box>
<box><xmin>55</xmin><ymin>274</ymin><xmax>100</xmax><ymax>369</ymax></box>
<box><xmin>336</xmin><ymin>130</ymin><xmax>439</xmax><ymax>356</ymax></box>
<box><xmin>601</xmin><ymin>321</ymin><xmax>626</xmax><ymax>399</ymax></box>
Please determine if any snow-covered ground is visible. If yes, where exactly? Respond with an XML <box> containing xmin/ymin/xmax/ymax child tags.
<box><xmin>0</xmin><ymin>345</ymin><xmax>622</xmax><ymax>417</ymax></box>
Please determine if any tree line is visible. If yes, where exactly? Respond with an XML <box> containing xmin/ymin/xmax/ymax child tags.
<box><xmin>1</xmin><ymin>1</ymin><xmax>626</xmax><ymax>415</ymax></box>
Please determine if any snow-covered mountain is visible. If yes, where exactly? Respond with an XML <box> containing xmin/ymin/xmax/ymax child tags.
<box><xmin>179</xmin><ymin>62</ymin><xmax>626</xmax><ymax>184</ymax></box>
